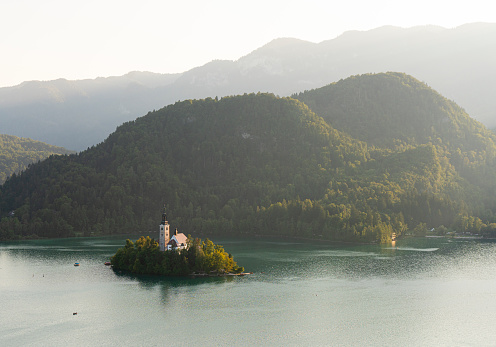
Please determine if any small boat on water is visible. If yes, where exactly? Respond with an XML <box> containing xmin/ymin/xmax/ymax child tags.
<box><xmin>74</xmin><ymin>262</ymin><xmax>80</xmax><ymax>266</ymax></box>
<box><xmin>104</xmin><ymin>261</ymin><xmax>111</xmax><ymax>266</ymax></box>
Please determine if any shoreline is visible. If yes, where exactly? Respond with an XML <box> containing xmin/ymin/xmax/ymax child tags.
<box><xmin>3</xmin><ymin>231</ymin><xmax>495</xmax><ymax>245</ymax></box>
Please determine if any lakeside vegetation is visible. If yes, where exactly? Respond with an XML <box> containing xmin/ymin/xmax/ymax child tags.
<box><xmin>110</xmin><ymin>236</ymin><xmax>244</xmax><ymax>276</ymax></box>
<box><xmin>1</xmin><ymin>73</ymin><xmax>495</xmax><ymax>243</ymax></box>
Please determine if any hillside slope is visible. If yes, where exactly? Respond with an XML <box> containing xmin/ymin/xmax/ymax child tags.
<box><xmin>295</xmin><ymin>72</ymin><xmax>496</xmax><ymax>193</ymax></box>
<box><xmin>0</xmin><ymin>134</ymin><xmax>73</xmax><ymax>183</ymax></box>
<box><xmin>0</xmin><ymin>93</ymin><xmax>369</xmax><ymax>239</ymax></box>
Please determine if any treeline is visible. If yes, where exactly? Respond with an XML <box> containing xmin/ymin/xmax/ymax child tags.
<box><xmin>1</xmin><ymin>74</ymin><xmax>496</xmax><ymax>243</ymax></box>
<box><xmin>110</xmin><ymin>236</ymin><xmax>243</xmax><ymax>275</ymax></box>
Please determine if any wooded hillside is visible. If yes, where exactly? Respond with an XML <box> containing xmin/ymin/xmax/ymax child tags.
<box><xmin>0</xmin><ymin>134</ymin><xmax>73</xmax><ymax>183</ymax></box>
<box><xmin>1</xmin><ymin>73</ymin><xmax>495</xmax><ymax>241</ymax></box>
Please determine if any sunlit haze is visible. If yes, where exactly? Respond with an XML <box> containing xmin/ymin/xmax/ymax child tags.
<box><xmin>1</xmin><ymin>0</ymin><xmax>494</xmax><ymax>88</ymax></box>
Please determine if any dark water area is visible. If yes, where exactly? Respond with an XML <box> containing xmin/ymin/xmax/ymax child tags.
<box><xmin>2</xmin><ymin>235</ymin><xmax>496</xmax><ymax>346</ymax></box>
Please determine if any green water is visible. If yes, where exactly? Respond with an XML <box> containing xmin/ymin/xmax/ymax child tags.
<box><xmin>2</xmin><ymin>236</ymin><xmax>496</xmax><ymax>346</ymax></box>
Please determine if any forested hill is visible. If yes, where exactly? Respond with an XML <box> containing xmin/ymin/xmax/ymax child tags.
<box><xmin>295</xmin><ymin>73</ymin><xmax>496</xmax><ymax>153</ymax></box>
<box><xmin>0</xmin><ymin>134</ymin><xmax>74</xmax><ymax>184</ymax></box>
<box><xmin>295</xmin><ymin>72</ymin><xmax>496</xmax><ymax>192</ymax></box>
<box><xmin>1</xmin><ymin>73</ymin><xmax>495</xmax><ymax>242</ymax></box>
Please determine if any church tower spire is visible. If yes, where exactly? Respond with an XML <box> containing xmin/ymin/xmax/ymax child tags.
<box><xmin>159</xmin><ymin>205</ymin><xmax>170</xmax><ymax>252</ymax></box>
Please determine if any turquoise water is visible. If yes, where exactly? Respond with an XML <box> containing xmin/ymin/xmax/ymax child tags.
<box><xmin>2</xmin><ymin>236</ymin><xmax>496</xmax><ymax>346</ymax></box>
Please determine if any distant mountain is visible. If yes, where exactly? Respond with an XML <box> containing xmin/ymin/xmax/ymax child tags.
<box><xmin>0</xmin><ymin>72</ymin><xmax>181</xmax><ymax>150</ymax></box>
<box><xmin>1</xmin><ymin>73</ymin><xmax>495</xmax><ymax>241</ymax></box>
<box><xmin>0</xmin><ymin>134</ymin><xmax>73</xmax><ymax>183</ymax></box>
<box><xmin>1</xmin><ymin>23</ymin><xmax>495</xmax><ymax>151</ymax></box>
<box><xmin>180</xmin><ymin>23</ymin><xmax>496</xmax><ymax>126</ymax></box>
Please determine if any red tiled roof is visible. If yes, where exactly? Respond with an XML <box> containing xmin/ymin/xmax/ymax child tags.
<box><xmin>173</xmin><ymin>233</ymin><xmax>188</xmax><ymax>245</ymax></box>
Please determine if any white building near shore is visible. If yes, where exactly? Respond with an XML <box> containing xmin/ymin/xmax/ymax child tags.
<box><xmin>159</xmin><ymin>206</ymin><xmax>187</xmax><ymax>251</ymax></box>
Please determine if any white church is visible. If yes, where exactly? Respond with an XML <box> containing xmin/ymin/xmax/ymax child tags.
<box><xmin>159</xmin><ymin>207</ymin><xmax>188</xmax><ymax>252</ymax></box>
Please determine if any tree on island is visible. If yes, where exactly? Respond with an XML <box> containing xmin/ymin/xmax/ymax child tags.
<box><xmin>110</xmin><ymin>235</ymin><xmax>244</xmax><ymax>276</ymax></box>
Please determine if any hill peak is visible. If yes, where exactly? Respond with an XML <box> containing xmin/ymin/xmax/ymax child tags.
<box><xmin>296</xmin><ymin>72</ymin><xmax>496</xmax><ymax>153</ymax></box>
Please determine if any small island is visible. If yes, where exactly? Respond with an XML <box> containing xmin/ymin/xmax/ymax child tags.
<box><xmin>110</xmin><ymin>207</ymin><xmax>244</xmax><ymax>276</ymax></box>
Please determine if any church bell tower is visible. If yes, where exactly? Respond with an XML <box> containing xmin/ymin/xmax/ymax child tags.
<box><xmin>159</xmin><ymin>205</ymin><xmax>170</xmax><ymax>252</ymax></box>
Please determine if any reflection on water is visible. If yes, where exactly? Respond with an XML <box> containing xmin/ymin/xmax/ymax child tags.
<box><xmin>3</xmin><ymin>235</ymin><xmax>496</xmax><ymax>345</ymax></box>
<box><xmin>111</xmin><ymin>268</ymin><xmax>236</xmax><ymax>306</ymax></box>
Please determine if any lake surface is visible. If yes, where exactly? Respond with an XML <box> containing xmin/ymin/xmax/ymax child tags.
<box><xmin>2</xmin><ymin>235</ymin><xmax>496</xmax><ymax>346</ymax></box>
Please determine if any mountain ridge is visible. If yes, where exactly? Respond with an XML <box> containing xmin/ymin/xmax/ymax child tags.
<box><xmin>1</xmin><ymin>23</ymin><xmax>495</xmax><ymax>150</ymax></box>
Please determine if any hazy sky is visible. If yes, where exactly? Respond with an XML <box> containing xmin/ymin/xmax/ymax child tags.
<box><xmin>1</xmin><ymin>0</ymin><xmax>494</xmax><ymax>88</ymax></box>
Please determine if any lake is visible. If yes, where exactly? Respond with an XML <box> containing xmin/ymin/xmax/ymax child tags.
<box><xmin>2</xmin><ymin>235</ymin><xmax>496</xmax><ymax>346</ymax></box>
